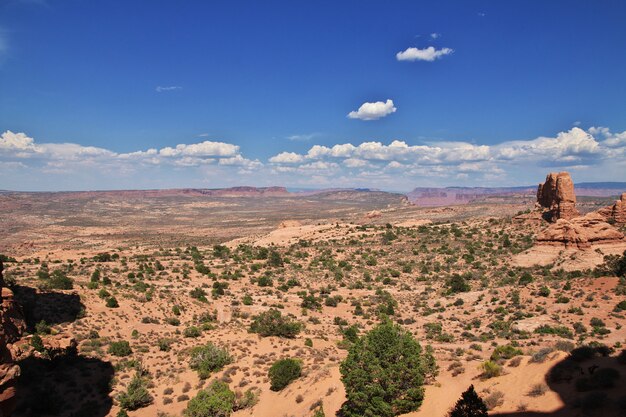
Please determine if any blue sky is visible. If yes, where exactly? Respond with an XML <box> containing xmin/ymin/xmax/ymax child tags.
<box><xmin>1</xmin><ymin>0</ymin><xmax>625</xmax><ymax>191</ymax></box>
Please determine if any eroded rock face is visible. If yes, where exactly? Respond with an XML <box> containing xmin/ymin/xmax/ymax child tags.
<box><xmin>536</xmin><ymin>213</ymin><xmax>625</xmax><ymax>249</ymax></box>
<box><xmin>0</xmin><ymin>261</ymin><xmax>26</xmax><ymax>417</ymax></box>
<box><xmin>598</xmin><ymin>192</ymin><xmax>626</xmax><ymax>226</ymax></box>
<box><xmin>537</xmin><ymin>172</ymin><xmax>580</xmax><ymax>222</ymax></box>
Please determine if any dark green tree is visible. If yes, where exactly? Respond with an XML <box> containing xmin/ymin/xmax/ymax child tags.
<box><xmin>339</xmin><ymin>320</ymin><xmax>436</xmax><ymax>417</ymax></box>
<box><xmin>448</xmin><ymin>385</ymin><xmax>488</xmax><ymax>417</ymax></box>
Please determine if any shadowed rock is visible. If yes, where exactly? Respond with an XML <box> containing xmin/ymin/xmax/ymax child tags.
<box><xmin>598</xmin><ymin>192</ymin><xmax>626</xmax><ymax>226</ymax></box>
<box><xmin>494</xmin><ymin>347</ymin><xmax>626</xmax><ymax>417</ymax></box>
<box><xmin>0</xmin><ymin>261</ymin><xmax>26</xmax><ymax>417</ymax></box>
<box><xmin>12</xmin><ymin>286</ymin><xmax>84</xmax><ymax>331</ymax></box>
<box><xmin>13</xmin><ymin>354</ymin><xmax>114</xmax><ymax>417</ymax></box>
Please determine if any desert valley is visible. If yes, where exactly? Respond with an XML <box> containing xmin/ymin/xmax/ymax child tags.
<box><xmin>2</xmin><ymin>2</ymin><xmax>626</xmax><ymax>416</ymax></box>
<box><xmin>1</xmin><ymin>172</ymin><xmax>625</xmax><ymax>417</ymax></box>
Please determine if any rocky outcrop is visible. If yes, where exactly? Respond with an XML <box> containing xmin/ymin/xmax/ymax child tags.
<box><xmin>536</xmin><ymin>212</ymin><xmax>625</xmax><ymax>249</ymax></box>
<box><xmin>537</xmin><ymin>172</ymin><xmax>580</xmax><ymax>222</ymax></box>
<box><xmin>597</xmin><ymin>192</ymin><xmax>626</xmax><ymax>226</ymax></box>
<box><xmin>0</xmin><ymin>261</ymin><xmax>26</xmax><ymax>417</ymax></box>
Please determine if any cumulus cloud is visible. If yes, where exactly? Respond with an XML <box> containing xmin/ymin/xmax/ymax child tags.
<box><xmin>2</xmin><ymin>126</ymin><xmax>626</xmax><ymax>190</ymax></box>
<box><xmin>267</xmin><ymin>127</ymin><xmax>626</xmax><ymax>187</ymax></box>
<box><xmin>0</xmin><ymin>131</ymin><xmax>40</xmax><ymax>154</ymax></box>
<box><xmin>347</xmin><ymin>99</ymin><xmax>397</xmax><ymax>121</ymax></box>
<box><xmin>396</xmin><ymin>46</ymin><xmax>453</xmax><ymax>62</ymax></box>
<box><xmin>159</xmin><ymin>141</ymin><xmax>239</xmax><ymax>158</ymax></box>
<box><xmin>269</xmin><ymin>152</ymin><xmax>304</xmax><ymax>164</ymax></box>
<box><xmin>155</xmin><ymin>86</ymin><xmax>181</xmax><ymax>92</ymax></box>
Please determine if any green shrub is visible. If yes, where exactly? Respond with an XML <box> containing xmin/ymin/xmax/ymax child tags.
<box><xmin>249</xmin><ymin>309</ymin><xmax>302</xmax><ymax>338</ymax></box>
<box><xmin>109</xmin><ymin>340</ymin><xmax>132</xmax><ymax>357</ymax></box>
<box><xmin>158</xmin><ymin>338</ymin><xmax>172</xmax><ymax>352</ymax></box>
<box><xmin>45</xmin><ymin>270</ymin><xmax>74</xmax><ymax>290</ymax></box>
<box><xmin>535</xmin><ymin>325</ymin><xmax>573</xmax><ymax>339</ymax></box>
<box><xmin>184</xmin><ymin>326</ymin><xmax>201</xmax><ymax>338</ymax></box>
<box><xmin>446</xmin><ymin>274</ymin><xmax>470</xmax><ymax>294</ymax></box>
<box><xmin>518</xmin><ymin>272</ymin><xmax>533</xmax><ymax>285</ymax></box>
<box><xmin>190</xmin><ymin>287</ymin><xmax>208</xmax><ymax>302</ymax></box>
<box><xmin>106</xmin><ymin>297</ymin><xmax>119</xmax><ymax>308</ymax></box>
<box><xmin>268</xmin><ymin>358</ymin><xmax>302</xmax><ymax>391</ymax></box>
<box><xmin>31</xmin><ymin>334</ymin><xmax>45</xmax><ymax>352</ymax></box>
<box><xmin>490</xmin><ymin>345</ymin><xmax>522</xmax><ymax>362</ymax></box>
<box><xmin>339</xmin><ymin>320</ymin><xmax>436</xmax><ymax>417</ymax></box>
<box><xmin>481</xmin><ymin>360</ymin><xmax>502</xmax><ymax>378</ymax></box>
<box><xmin>242</xmin><ymin>294</ymin><xmax>253</xmax><ymax>305</ymax></box>
<box><xmin>184</xmin><ymin>380</ymin><xmax>235</xmax><ymax>417</ymax></box>
<box><xmin>189</xmin><ymin>343</ymin><xmax>232</xmax><ymax>379</ymax></box>
<box><xmin>538</xmin><ymin>286</ymin><xmax>551</xmax><ymax>297</ymax></box>
<box><xmin>35</xmin><ymin>320</ymin><xmax>51</xmax><ymax>335</ymax></box>
<box><xmin>117</xmin><ymin>373</ymin><xmax>153</xmax><ymax>410</ymax></box>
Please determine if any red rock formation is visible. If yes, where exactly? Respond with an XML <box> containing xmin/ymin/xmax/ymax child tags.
<box><xmin>0</xmin><ymin>261</ymin><xmax>26</xmax><ymax>417</ymax></box>
<box><xmin>597</xmin><ymin>192</ymin><xmax>626</xmax><ymax>226</ymax></box>
<box><xmin>536</xmin><ymin>213</ymin><xmax>625</xmax><ymax>249</ymax></box>
<box><xmin>537</xmin><ymin>172</ymin><xmax>580</xmax><ymax>222</ymax></box>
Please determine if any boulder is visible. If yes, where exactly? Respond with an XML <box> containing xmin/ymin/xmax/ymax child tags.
<box><xmin>537</xmin><ymin>172</ymin><xmax>580</xmax><ymax>221</ymax></box>
<box><xmin>536</xmin><ymin>212</ymin><xmax>625</xmax><ymax>249</ymax></box>
<box><xmin>597</xmin><ymin>192</ymin><xmax>626</xmax><ymax>226</ymax></box>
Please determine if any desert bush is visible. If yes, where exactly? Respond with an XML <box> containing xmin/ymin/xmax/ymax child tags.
<box><xmin>249</xmin><ymin>309</ymin><xmax>302</xmax><ymax>338</ymax></box>
<box><xmin>483</xmin><ymin>391</ymin><xmax>504</xmax><ymax>410</ymax></box>
<box><xmin>31</xmin><ymin>334</ymin><xmax>45</xmax><ymax>352</ymax></box>
<box><xmin>448</xmin><ymin>385</ymin><xmax>488</xmax><ymax>417</ymax></box>
<box><xmin>189</xmin><ymin>343</ymin><xmax>232</xmax><ymax>379</ymax></box>
<box><xmin>190</xmin><ymin>287</ymin><xmax>208</xmax><ymax>302</ymax></box>
<box><xmin>446</xmin><ymin>274</ymin><xmax>470</xmax><ymax>294</ymax></box>
<box><xmin>527</xmin><ymin>383</ymin><xmax>548</xmax><ymax>397</ymax></box>
<box><xmin>490</xmin><ymin>345</ymin><xmax>522</xmax><ymax>362</ymax></box>
<box><xmin>534</xmin><ymin>325</ymin><xmax>573</xmax><ymax>339</ymax></box>
<box><xmin>184</xmin><ymin>380</ymin><xmax>235</xmax><ymax>417</ymax></box>
<box><xmin>44</xmin><ymin>270</ymin><xmax>74</xmax><ymax>290</ymax></box>
<box><xmin>268</xmin><ymin>358</ymin><xmax>302</xmax><ymax>391</ymax></box>
<box><xmin>234</xmin><ymin>388</ymin><xmax>259</xmax><ymax>410</ymax></box>
<box><xmin>530</xmin><ymin>347</ymin><xmax>554</xmax><ymax>363</ymax></box>
<box><xmin>518</xmin><ymin>272</ymin><xmax>533</xmax><ymax>285</ymax></box>
<box><xmin>339</xmin><ymin>320</ymin><xmax>436</xmax><ymax>417</ymax></box>
<box><xmin>480</xmin><ymin>361</ymin><xmax>502</xmax><ymax>378</ymax></box>
<box><xmin>106</xmin><ymin>297</ymin><xmax>119</xmax><ymax>308</ymax></box>
<box><xmin>109</xmin><ymin>340</ymin><xmax>132</xmax><ymax>357</ymax></box>
<box><xmin>184</xmin><ymin>326</ymin><xmax>201</xmax><ymax>338</ymax></box>
<box><xmin>118</xmin><ymin>373</ymin><xmax>153</xmax><ymax>410</ymax></box>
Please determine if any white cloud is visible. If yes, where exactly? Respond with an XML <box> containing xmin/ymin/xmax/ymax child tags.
<box><xmin>269</xmin><ymin>152</ymin><xmax>304</xmax><ymax>164</ymax></box>
<box><xmin>159</xmin><ymin>141</ymin><xmax>239</xmax><ymax>157</ymax></box>
<box><xmin>347</xmin><ymin>99</ymin><xmax>397</xmax><ymax>120</ymax></box>
<box><xmin>156</xmin><ymin>86</ymin><xmax>182</xmax><ymax>92</ymax></box>
<box><xmin>396</xmin><ymin>46</ymin><xmax>454</xmax><ymax>62</ymax></box>
<box><xmin>430</xmin><ymin>33</ymin><xmax>440</xmax><ymax>39</ymax></box>
<box><xmin>286</xmin><ymin>133</ymin><xmax>319</xmax><ymax>141</ymax></box>
<box><xmin>266</xmin><ymin>127</ymin><xmax>626</xmax><ymax>188</ymax></box>
<box><xmin>2</xmin><ymin>126</ymin><xmax>626</xmax><ymax>190</ymax></box>
<box><xmin>0</xmin><ymin>131</ymin><xmax>40</xmax><ymax>153</ymax></box>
